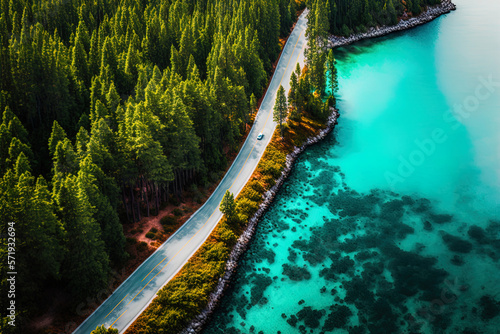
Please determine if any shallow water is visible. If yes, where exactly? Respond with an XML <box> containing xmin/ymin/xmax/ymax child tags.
<box><xmin>204</xmin><ymin>0</ymin><xmax>500</xmax><ymax>333</ymax></box>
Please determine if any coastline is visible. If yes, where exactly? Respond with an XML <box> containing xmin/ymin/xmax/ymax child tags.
<box><xmin>329</xmin><ymin>0</ymin><xmax>456</xmax><ymax>48</ymax></box>
<box><xmin>181</xmin><ymin>109</ymin><xmax>340</xmax><ymax>334</ymax></box>
<box><xmin>181</xmin><ymin>2</ymin><xmax>457</xmax><ymax>333</ymax></box>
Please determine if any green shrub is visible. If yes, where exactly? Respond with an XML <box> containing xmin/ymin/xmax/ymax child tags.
<box><xmin>261</xmin><ymin>174</ymin><xmax>276</xmax><ymax>187</ymax></box>
<box><xmin>239</xmin><ymin>187</ymin><xmax>262</xmax><ymax>202</ymax></box>
<box><xmin>236</xmin><ymin>198</ymin><xmax>259</xmax><ymax>219</ymax></box>
<box><xmin>248</xmin><ymin>179</ymin><xmax>264</xmax><ymax>193</ymax></box>
<box><xmin>218</xmin><ymin>228</ymin><xmax>237</xmax><ymax>245</ymax></box>
<box><xmin>145</xmin><ymin>232</ymin><xmax>155</xmax><ymax>239</ymax></box>
<box><xmin>161</xmin><ymin>215</ymin><xmax>177</xmax><ymax>226</ymax></box>
<box><xmin>173</xmin><ymin>208</ymin><xmax>183</xmax><ymax>216</ymax></box>
<box><xmin>126</xmin><ymin>237</ymin><xmax>137</xmax><ymax>245</ymax></box>
<box><xmin>150</xmin><ymin>227</ymin><xmax>158</xmax><ymax>234</ymax></box>
<box><xmin>137</xmin><ymin>241</ymin><xmax>148</xmax><ymax>252</ymax></box>
<box><xmin>169</xmin><ymin>195</ymin><xmax>180</xmax><ymax>206</ymax></box>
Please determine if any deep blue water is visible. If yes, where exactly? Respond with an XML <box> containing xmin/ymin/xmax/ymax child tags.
<box><xmin>204</xmin><ymin>1</ymin><xmax>500</xmax><ymax>333</ymax></box>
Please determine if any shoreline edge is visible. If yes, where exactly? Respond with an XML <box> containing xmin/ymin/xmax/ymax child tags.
<box><xmin>329</xmin><ymin>0</ymin><xmax>456</xmax><ymax>48</ymax></box>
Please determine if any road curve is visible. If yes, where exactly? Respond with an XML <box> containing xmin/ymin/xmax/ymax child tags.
<box><xmin>73</xmin><ymin>10</ymin><xmax>309</xmax><ymax>334</ymax></box>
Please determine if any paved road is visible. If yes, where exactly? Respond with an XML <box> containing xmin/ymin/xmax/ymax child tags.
<box><xmin>73</xmin><ymin>10</ymin><xmax>308</xmax><ymax>334</ymax></box>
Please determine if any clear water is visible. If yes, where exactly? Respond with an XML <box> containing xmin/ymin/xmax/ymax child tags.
<box><xmin>204</xmin><ymin>0</ymin><xmax>500</xmax><ymax>333</ymax></box>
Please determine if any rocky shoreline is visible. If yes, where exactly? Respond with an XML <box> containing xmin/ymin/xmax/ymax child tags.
<box><xmin>181</xmin><ymin>109</ymin><xmax>340</xmax><ymax>334</ymax></box>
<box><xmin>329</xmin><ymin>0</ymin><xmax>456</xmax><ymax>48</ymax></box>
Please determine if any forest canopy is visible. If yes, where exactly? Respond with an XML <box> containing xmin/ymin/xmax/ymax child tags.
<box><xmin>0</xmin><ymin>0</ymin><xmax>302</xmax><ymax>331</ymax></box>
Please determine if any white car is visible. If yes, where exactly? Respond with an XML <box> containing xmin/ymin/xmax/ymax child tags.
<box><xmin>257</xmin><ymin>133</ymin><xmax>264</xmax><ymax>140</ymax></box>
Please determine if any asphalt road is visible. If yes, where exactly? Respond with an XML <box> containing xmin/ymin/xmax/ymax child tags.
<box><xmin>73</xmin><ymin>10</ymin><xmax>308</xmax><ymax>334</ymax></box>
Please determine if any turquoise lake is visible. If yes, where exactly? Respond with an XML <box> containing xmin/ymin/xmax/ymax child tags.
<box><xmin>204</xmin><ymin>0</ymin><xmax>500</xmax><ymax>333</ymax></box>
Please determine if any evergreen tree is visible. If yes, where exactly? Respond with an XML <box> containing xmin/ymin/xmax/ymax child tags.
<box><xmin>0</xmin><ymin>123</ymin><xmax>11</xmax><ymax>174</ymax></box>
<box><xmin>388</xmin><ymin>0</ymin><xmax>398</xmax><ymax>25</ymax></box>
<box><xmin>220</xmin><ymin>190</ymin><xmax>236</xmax><ymax>222</ymax></box>
<box><xmin>273</xmin><ymin>85</ymin><xmax>288</xmax><ymax>138</ymax></box>
<box><xmin>249</xmin><ymin>93</ymin><xmax>257</xmax><ymax>117</ymax></box>
<box><xmin>48</xmin><ymin>121</ymin><xmax>68</xmax><ymax>158</ymax></box>
<box><xmin>55</xmin><ymin>174</ymin><xmax>109</xmax><ymax>300</ymax></box>
<box><xmin>289</xmin><ymin>70</ymin><xmax>300</xmax><ymax>121</ymax></box>
<box><xmin>79</xmin><ymin>155</ymin><xmax>126</xmax><ymax>263</ymax></box>
<box><xmin>3</xmin><ymin>106</ymin><xmax>28</xmax><ymax>144</ymax></box>
<box><xmin>325</xmin><ymin>49</ymin><xmax>337</xmax><ymax>97</ymax></box>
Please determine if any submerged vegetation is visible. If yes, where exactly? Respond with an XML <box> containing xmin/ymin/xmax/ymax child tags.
<box><xmin>204</xmin><ymin>133</ymin><xmax>500</xmax><ymax>334</ymax></box>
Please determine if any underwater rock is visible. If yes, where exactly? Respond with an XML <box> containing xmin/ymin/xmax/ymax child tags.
<box><xmin>430</xmin><ymin>213</ymin><xmax>453</xmax><ymax>224</ymax></box>
<box><xmin>413</xmin><ymin>198</ymin><xmax>432</xmax><ymax>213</ymax></box>
<box><xmin>286</xmin><ymin>249</ymin><xmax>297</xmax><ymax>263</ymax></box>
<box><xmin>250</xmin><ymin>274</ymin><xmax>272</xmax><ymax>306</ymax></box>
<box><xmin>401</xmin><ymin>195</ymin><xmax>414</xmax><ymax>205</ymax></box>
<box><xmin>296</xmin><ymin>306</ymin><xmax>324</xmax><ymax>329</ymax></box>
<box><xmin>282</xmin><ymin>264</ymin><xmax>311</xmax><ymax>281</ymax></box>
<box><xmin>381</xmin><ymin>221</ymin><xmax>414</xmax><ymax>239</ymax></box>
<box><xmin>254</xmin><ymin>247</ymin><xmax>276</xmax><ymax>264</ymax></box>
<box><xmin>361</xmin><ymin>262</ymin><xmax>384</xmax><ymax>282</ymax></box>
<box><xmin>423</xmin><ymin>220</ymin><xmax>433</xmax><ymax>231</ymax></box>
<box><xmin>450</xmin><ymin>255</ymin><xmax>465</xmax><ymax>266</ymax></box>
<box><xmin>322</xmin><ymin>305</ymin><xmax>353</xmax><ymax>331</ymax></box>
<box><xmin>319</xmin><ymin>253</ymin><xmax>355</xmax><ymax>280</ymax></box>
<box><xmin>366</xmin><ymin>299</ymin><xmax>399</xmax><ymax>334</ymax></box>
<box><xmin>384</xmin><ymin>245</ymin><xmax>448</xmax><ymax>300</ymax></box>
<box><xmin>338</xmin><ymin>234</ymin><xmax>379</xmax><ymax>253</ymax></box>
<box><xmin>441</xmin><ymin>232</ymin><xmax>473</xmax><ymax>253</ymax></box>
<box><xmin>327</xmin><ymin>189</ymin><xmax>379</xmax><ymax>218</ymax></box>
<box><xmin>286</xmin><ymin>314</ymin><xmax>298</xmax><ymax>327</ymax></box>
<box><xmin>258</xmin><ymin>297</ymin><xmax>268</xmax><ymax>306</ymax></box>
<box><xmin>355</xmin><ymin>250</ymin><xmax>379</xmax><ymax>262</ymax></box>
<box><xmin>468</xmin><ymin>225</ymin><xmax>489</xmax><ymax>244</ymax></box>
<box><xmin>379</xmin><ymin>199</ymin><xmax>405</xmax><ymax>222</ymax></box>
<box><xmin>348</xmin><ymin>326</ymin><xmax>367</xmax><ymax>334</ymax></box>
<box><xmin>343</xmin><ymin>276</ymin><xmax>376</xmax><ymax>310</ymax></box>
<box><xmin>303</xmin><ymin>250</ymin><xmax>327</xmax><ymax>266</ymax></box>
<box><xmin>479</xmin><ymin>295</ymin><xmax>500</xmax><ymax>320</ymax></box>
